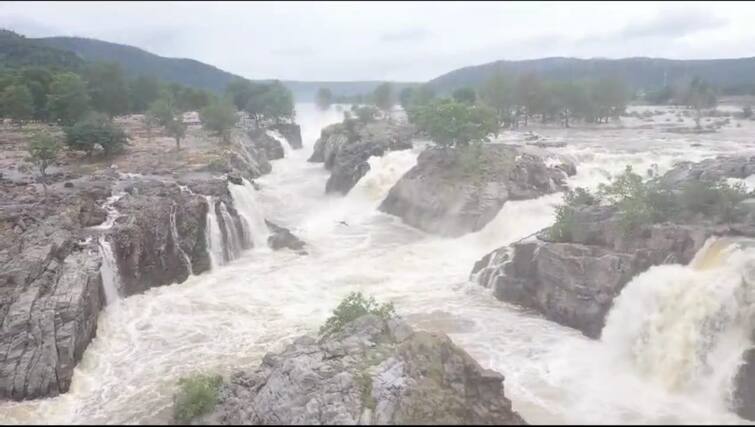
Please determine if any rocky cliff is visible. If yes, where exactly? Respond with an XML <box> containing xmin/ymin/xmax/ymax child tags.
<box><xmin>380</xmin><ymin>144</ymin><xmax>575</xmax><ymax>237</ymax></box>
<box><xmin>188</xmin><ymin>314</ymin><xmax>526</xmax><ymax>425</ymax></box>
<box><xmin>308</xmin><ymin>119</ymin><xmax>414</xmax><ymax>195</ymax></box>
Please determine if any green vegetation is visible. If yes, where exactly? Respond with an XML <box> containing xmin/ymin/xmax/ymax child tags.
<box><xmin>173</xmin><ymin>373</ymin><xmax>223</xmax><ymax>424</ymax></box>
<box><xmin>409</xmin><ymin>99</ymin><xmax>497</xmax><ymax>148</ymax></box>
<box><xmin>26</xmin><ymin>132</ymin><xmax>61</xmax><ymax>192</ymax></box>
<box><xmin>452</xmin><ymin>87</ymin><xmax>476</xmax><ymax>104</ymax></box>
<box><xmin>350</xmin><ymin>105</ymin><xmax>380</xmax><ymax>124</ymax></box>
<box><xmin>84</xmin><ymin>61</ymin><xmax>129</xmax><ymax>118</ymax></box>
<box><xmin>47</xmin><ymin>72</ymin><xmax>91</xmax><ymax>125</ymax></box>
<box><xmin>372</xmin><ymin>82</ymin><xmax>394</xmax><ymax>117</ymax></box>
<box><xmin>63</xmin><ymin>112</ymin><xmax>128</xmax><ymax>158</ymax></box>
<box><xmin>549</xmin><ymin>166</ymin><xmax>749</xmax><ymax>240</ymax></box>
<box><xmin>1</xmin><ymin>84</ymin><xmax>34</xmax><ymax>125</ymax></box>
<box><xmin>237</xmin><ymin>80</ymin><xmax>295</xmax><ymax>125</ymax></box>
<box><xmin>200</xmin><ymin>99</ymin><xmax>238</xmax><ymax>144</ymax></box>
<box><xmin>320</xmin><ymin>292</ymin><xmax>396</xmax><ymax>337</ymax></box>
<box><xmin>315</xmin><ymin>87</ymin><xmax>333</xmax><ymax>110</ymax></box>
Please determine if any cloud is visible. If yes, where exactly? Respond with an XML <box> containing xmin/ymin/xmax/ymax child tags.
<box><xmin>620</xmin><ymin>7</ymin><xmax>728</xmax><ymax>39</ymax></box>
<box><xmin>269</xmin><ymin>46</ymin><xmax>314</xmax><ymax>56</ymax></box>
<box><xmin>380</xmin><ymin>28</ymin><xmax>430</xmax><ymax>43</ymax></box>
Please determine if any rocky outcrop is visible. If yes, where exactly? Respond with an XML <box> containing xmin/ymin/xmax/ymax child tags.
<box><xmin>380</xmin><ymin>145</ymin><xmax>575</xmax><ymax>237</ymax></box>
<box><xmin>0</xmin><ymin>200</ymin><xmax>103</xmax><ymax>400</ymax></box>
<box><xmin>271</xmin><ymin>123</ymin><xmax>303</xmax><ymax>149</ymax></box>
<box><xmin>471</xmin><ymin>155</ymin><xmax>755</xmax><ymax>339</ymax></box>
<box><xmin>249</xmin><ymin>129</ymin><xmax>284</xmax><ymax>161</ymax></box>
<box><xmin>309</xmin><ymin>120</ymin><xmax>414</xmax><ymax>195</ymax></box>
<box><xmin>191</xmin><ymin>314</ymin><xmax>525</xmax><ymax>425</ymax></box>
<box><xmin>265</xmin><ymin>220</ymin><xmax>307</xmax><ymax>254</ymax></box>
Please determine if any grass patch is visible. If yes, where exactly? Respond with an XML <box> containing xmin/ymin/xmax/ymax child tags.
<box><xmin>173</xmin><ymin>373</ymin><xmax>223</xmax><ymax>424</ymax></box>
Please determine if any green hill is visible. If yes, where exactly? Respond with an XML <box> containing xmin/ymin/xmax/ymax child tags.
<box><xmin>0</xmin><ymin>29</ymin><xmax>83</xmax><ymax>71</ymax></box>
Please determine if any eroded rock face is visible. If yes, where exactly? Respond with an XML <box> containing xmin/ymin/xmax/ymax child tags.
<box><xmin>0</xmin><ymin>206</ymin><xmax>103</xmax><ymax>400</ymax></box>
<box><xmin>193</xmin><ymin>315</ymin><xmax>525</xmax><ymax>425</ymax></box>
<box><xmin>380</xmin><ymin>145</ymin><xmax>574</xmax><ymax>237</ymax></box>
<box><xmin>249</xmin><ymin>129</ymin><xmax>284</xmax><ymax>161</ymax></box>
<box><xmin>309</xmin><ymin>120</ymin><xmax>414</xmax><ymax>195</ymax></box>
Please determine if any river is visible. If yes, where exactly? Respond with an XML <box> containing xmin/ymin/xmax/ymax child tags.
<box><xmin>2</xmin><ymin>103</ymin><xmax>755</xmax><ymax>424</ymax></box>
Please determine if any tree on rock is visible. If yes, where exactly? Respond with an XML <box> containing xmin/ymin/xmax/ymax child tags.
<box><xmin>372</xmin><ymin>82</ymin><xmax>394</xmax><ymax>119</ymax></box>
<box><xmin>47</xmin><ymin>72</ymin><xmax>90</xmax><ymax>125</ymax></box>
<box><xmin>315</xmin><ymin>87</ymin><xmax>333</xmax><ymax>110</ymax></box>
<box><xmin>200</xmin><ymin>99</ymin><xmax>238</xmax><ymax>144</ymax></box>
<box><xmin>1</xmin><ymin>84</ymin><xmax>34</xmax><ymax>125</ymax></box>
<box><xmin>246</xmin><ymin>81</ymin><xmax>295</xmax><ymax>126</ymax></box>
<box><xmin>64</xmin><ymin>112</ymin><xmax>128</xmax><ymax>158</ymax></box>
<box><xmin>412</xmin><ymin>99</ymin><xmax>497</xmax><ymax>148</ymax></box>
<box><xmin>26</xmin><ymin>132</ymin><xmax>61</xmax><ymax>194</ymax></box>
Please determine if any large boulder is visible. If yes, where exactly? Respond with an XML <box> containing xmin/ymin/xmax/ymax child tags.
<box><xmin>191</xmin><ymin>314</ymin><xmax>525</xmax><ymax>425</ymax></box>
<box><xmin>250</xmin><ymin>129</ymin><xmax>284</xmax><ymax>161</ymax></box>
<box><xmin>265</xmin><ymin>220</ymin><xmax>307</xmax><ymax>254</ymax></box>
<box><xmin>380</xmin><ymin>144</ymin><xmax>574</xmax><ymax>237</ymax></box>
<box><xmin>309</xmin><ymin>120</ymin><xmax>414</xmax><ymax>195</ymax></box>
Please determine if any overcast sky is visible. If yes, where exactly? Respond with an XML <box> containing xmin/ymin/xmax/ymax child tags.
<box><xmin>1</xmin><ymin>1</ymin><xmax>754</xmax><ymax>82</ymax></box>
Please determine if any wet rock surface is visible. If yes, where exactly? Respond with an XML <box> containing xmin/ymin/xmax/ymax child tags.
<box><xmin>380</xmin><ymin>144</ymin><xmax>574</xmax><ymax>237</ymax></box>
<box><xmin>192</xmin><ymin>314</ymin><xmax>525</xmax><ymax>425</ymax></box>
<box><xmin>309</xmin><ymin>119</ymin><xmax>414</xmax><ymax>195</ymax></box>
<box><xmin>265</xmin><ymin>220</ymin><xmax>307</xmax><ymax>254</ymax></box>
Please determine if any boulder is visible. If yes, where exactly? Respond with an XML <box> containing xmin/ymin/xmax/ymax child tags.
<box><xmin>250</xmin><ymin>129</ymin><xmax>284</xmax><ymax>161</ymax></box>
<box><xmin>270</xmin><ymin>123</ymin><xmax>303</xmax><ymax>149</ymax></box>
<box><xmin>380</xmin><ymin>144</ymin><xmax>572</xmax><ymax>237</ymax></box>
<box><xmin>265</xmin><ymin>220</ymin><xmax>307</xmax><ymax>254</ymax></box>
<box><xmin>191</xmin><ymin>314</ymin><xmax>525</xmax><ymax>425</ymax></box>
<box><xmin>310</xmin><ymin>120</ymin><xmax>414</xmax><ymax>195</ymax></box>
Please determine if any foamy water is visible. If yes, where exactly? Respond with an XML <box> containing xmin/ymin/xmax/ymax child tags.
<box><xmin>2</xmin><ymin>103</ymin><xmax>755</xmax><ymax>424</ymax></box>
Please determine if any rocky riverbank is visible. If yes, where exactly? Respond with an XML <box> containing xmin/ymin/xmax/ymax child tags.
<box><xmin>0</xmin><ymin>116</ymin><xmax>302</xmax><ymax>401</ymax></box>
<box><xmin>379</xmin><ymin>144</ymin><xmax>575</xmax><ymax>237</ymax></box>
<box><xmin>308</xmin><ymin>118</ymin><xmax>414</xmax><ymax>195</ymax></box>
<box><xmin>182</xmin><ymin>313</ymin><xmax>526</xmax><ymax>425</ymax></box>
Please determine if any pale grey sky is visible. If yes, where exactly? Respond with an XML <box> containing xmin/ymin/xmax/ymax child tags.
<box><xmin>1</xmin><ymin>1</ymin><xmax>753</xmax><ymax>82</ymax></box>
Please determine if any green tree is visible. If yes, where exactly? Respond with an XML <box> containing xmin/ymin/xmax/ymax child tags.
<box><xmin>19</xmin><ymin>67</ymin><xmax>53</xmax><ymax>120</ymax></box>
<box><xmin>515</xmin><ymin>72</ymin><xmax>545</xmax><ymax>127</ymax></box>
<box><xmin>686</xmin><ymin>78</ymin><xmax>717</xmax><ymax>129</ymax></box>
<box><xmin>64</xmin><ymin>112</ymin><xmax>128</xmax><ymax>158</ymax></box>
<box><xmin>47</xmin><ymin>72</ymin><xmax>90</xmax><ymax>125</ymax></box>
<box><xmin>372</xmin><ymin>82</ymin><xmax>394</xmax><ymax>118</ymax></box>
<box><xmin>128</xmin><ymin>75</ymin><xmax>161</xmax><ymax>112</ymax></box>
<box><xmin>166</xmin><ymin>118</ymin><xmax>188</xmax><ymax>150</ymax></box>
<box><xmin>452</xmin><ymin>87</ymin><xmax>477</xmax><ymax>104</ymax></box>
<box><xmin>315</xmin><ymin>87</ymin><xmax>333</xmax><ymax>110</ymax></box>
<box><xmin>225</xmin><ymin>78</ymin><xmax>259</xmax><ymax>111</ymax></box>
<box><xmin>246</xmin><ymin>81</ymin><xmax>294</xmax><ymax>125</ymax></box>
<box><xmin>147</xmin><ymin>96</ymin><xmax>178</xmax><ymax>127</ymax></box>
<box><xmin>26</xmin><ymin>132</ymin><xmax>61</xmax><ymax>194</ymax></box>
<box><xmin>1</xmin><ymin>84</ymin><xmax>34</xmax><ymax>125</ymax></box>
<box><xmin>84</xmin><ymin>62</ymin><xmax>129</xmax><ymax>118</ymax></box>
<box><xmin>200</xmin><ymin>99</ymin><xmax>238</xmax><ymax>144</ymax></box>
<box><xmin>480</xmin><ymin>72</ymin><xmax>514</xmax><ymax>132</ymax></box>
<box><xmin>412</xmin><ymin>99</ymin><xmax>497</xmax><ymax>148</ymax></box>
<box><xmin>590</xmin><ymin>78</ymin><xmax>628</xmax><ymax>123</ymax></box>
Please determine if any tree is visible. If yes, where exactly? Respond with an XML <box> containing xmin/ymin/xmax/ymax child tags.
<box><xmin>64</xmin><ymin>112</ymin><xmax>128</xmax><ymax>158</ymax></box>
<box><xmin>246</xmin><ymin>81</ymin><xmax>294</xmax><ymax>125</ymax></box>
<box><xmin>399</xmin><ymin>87</ymin><xmax>414</xmax><ymax>110</ymax></box>
<box><xmin>480</xmin><ymin>72</ymin><xmax>514</xmax><ymax>132</ymax></box>
<box><xmin>47</xmin><ymin>72</ymin><xmax>90</xmax><ymax>125</ymax></box>
<box><xmin>26</xmin><ymin>132</ymin><xmax>61</xmax><ymax>194</ymax></box>
<box><xmin>225</xmin><ymin>78</ymin><xmax>259</xmax><ymax>111</ymax></box>
<box><xmin>200</xmin><ymin>99</ymin><xmax>238</xmax><ymax>144</ymax></box>
<box><xmin>129</xmin><ymin>75</ymin><xmax>161</xmax><ymax>112</ymax></box>
<box><xmin>372</xmin><ymin>82</ymin><xmax>394</xmax><ymax>118</ymax></box>
<box><xmin>84</xmin><ymin>62</ymin><xmax>129</xmax><ymax>118</ymax></box>
<box><xmin>166</xmin><ymin>118</ymin><xmax>188</xmax><ymax>150</ymax></box>
<box><xmin>686</xmin><ymin>78</ymin><xmax>717</xmax><ymax>129</ymax></box>
<box><xmin>19</xmin><ymin>67</ymin><xmax>53</xmax><ymax>120</ymax></box>
<box><xmin>147</xmin><ymin>96</ymin><xmax>178</xmax><ymax>127</ymax></box>
<box><xmin>515</xmin><ymin>73</ymin><xmax>545</xmax><ymax>127</ymax></box>
<box><xmin>452</xmin><ymin>87</ymin><xmax>477</xmax><ymax>104</ymax></box>
<box><xmin>143</xmin><ymin>111</ymin><xmax>157</xmax><ymax>142</ymax></box>
<box><xmin>315</xmin><ymin>87</ymin><xmax>333</xmax><ymax>110</ymax></box>
<box><xmin>351</xmin><ymin>105</ymin><xmax>379</xmax><ymax>124</ymax></box>
<box><xmin>590</xmin><ymin>78</ymin><xmax>628</xmax><ymax>123</ymax></box>
<box><xmin>1</xmin><ymin>84</ymin><xmax>34</xmax><ymax>125</ymax></box>
<box><xmin>412</xmin><ymin>99</ymin><xmax>497</xmax><ymax>148</ymax></box>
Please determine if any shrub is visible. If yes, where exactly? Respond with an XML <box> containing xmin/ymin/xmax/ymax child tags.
<box><xmin>320</xmin><ymin>292</ymin><xmax>396</xmax><ymax>337</ymax></box>
<box><xmin>63</xmin><ymin>112</ymin><xmax>128</xmax><ymax>158</ymax></box>
<box><xmin>351</xmin><ymin>105</ymin><xmax>379</xmax><ymax>124</ymax></box>
<box><xmin>678</xmin><ymin>179</ymin><xmax>748</xmax><ymax>223</ymax></box>
<box><xmin>173</xmin><ymin>373</ymin><xmax>223</xmax><ymax>424</ymax></box>
<box><xmin>549</xmin><ymin>188</ymin><xmax>598</xmax><ymax>241</ymax></box>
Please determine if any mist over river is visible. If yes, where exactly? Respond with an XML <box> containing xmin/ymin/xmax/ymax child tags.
<box><xmin>2</xmin><ymin>103</ymin><xmax>755</xmax><ymax>424</ymax></box>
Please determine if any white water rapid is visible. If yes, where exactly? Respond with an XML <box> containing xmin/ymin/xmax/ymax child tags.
<box><xmin>170</xmin><ymin>205</ymin><xmax>193</xmax><ymax>275</ymax></box>
<box><xmin>227</xmin><ymin>178</ymin><xmax>270</xmax><ymax>249</ymax></box>
<box><xmin>3</xmin><ymin>103</ymin><xmax>755</xmax><ymax>424</ymax></box>
<box><xmin>91</xmin><ymin>192</ymin><xmax>127</xmax><ymax>305</ymax></box>
<box><xmin>204</xmin><ymin>195</ymin><xmax>225</xmax><ymax>269</ymax></box>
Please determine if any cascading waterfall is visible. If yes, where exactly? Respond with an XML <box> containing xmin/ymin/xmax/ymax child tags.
<box><xmin>218</xmin><ymin>201</ymin><xmax>244</xmax><ymax>262</ymax></box>
<box><xmin>227</xmin><ymin>178</ymin><xmax>270</xmax><ymax>248</ymax></box>
<box><xmin>170</xmin><ymin>205</ymin><xmax>193</xmax><ymax>275</ymax></box>
<box><xmin>97</xmin><ymin>235</ymin><xmax>122</xmax><ymax>305</ymax></box>
<box><xmin>204</xmin><ymin>195</ymin><xmax>225</xmax><ymax>269</ymax></box>
<box><xmin>267</xmin><ymin>129</ymin><xmax>292</xmax><ymax>156</ymax></box>
<box><xmin>601</xmin><ymin>237</ymin><xmax>755</xmax><ymax>398</ymax></box>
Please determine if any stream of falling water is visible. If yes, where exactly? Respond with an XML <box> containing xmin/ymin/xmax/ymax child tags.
<box><xmin>2</xmin><ymin>103</ymin><xmax>755</xmax><ymax>424</ymax></box>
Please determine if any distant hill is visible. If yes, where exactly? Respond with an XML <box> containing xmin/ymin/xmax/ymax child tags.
<box><xmin>427</xmin><ymin>57</ymin><xmax>755</xmax><ymax>94</ymax></box>
<box><xmin>283</xmin><ymin>80</ymin><xmax>419</xmax><ymax>102</ymax></box>
<box><xmin>36</xmin><ymin>36</ymin><xmax>244</xmax><ymax>93</ymax></box>
<box><xmin>0</xmin><ymin>29</ymin><xmax>83</xmax><ymax>71</ymax></box>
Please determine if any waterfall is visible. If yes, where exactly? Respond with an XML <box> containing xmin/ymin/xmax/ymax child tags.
<box><xmin>97</xmin><ymin>235</ymin><xmax>122</xmax><ymax>305</ymax></box>
<box><xmin>170</xmin><ymin>205</ymin><xmax>193</xmax><ymax>275</ymax></box>
<box><xmin>227</xmin><ymin>178</ymin><xmax>270</xmax><ymax>248</ymax></box>
<box><xmin>218</xmin><ymin>202</ymin><xmax>244</xmax><ymax>262</ymax></box>
<box><xmin>601</xmin><ymin>237</ymin><xmax>755</xmax><ymax>398</ymax></box>
<box><xmin>204</xmin><ymin>196</ymin><xmax>225</xmax><ymax>269</ymax></box>
<box><xmin>267</xmin><ymin>129</ymin><xmax>291</xmax><ymax>156</ymax></box>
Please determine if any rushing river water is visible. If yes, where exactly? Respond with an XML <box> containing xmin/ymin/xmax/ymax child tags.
<box><xmin>3</xmin><ymin>103</ymin><xmax>755</xmax><ymax>424</ymax></box>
